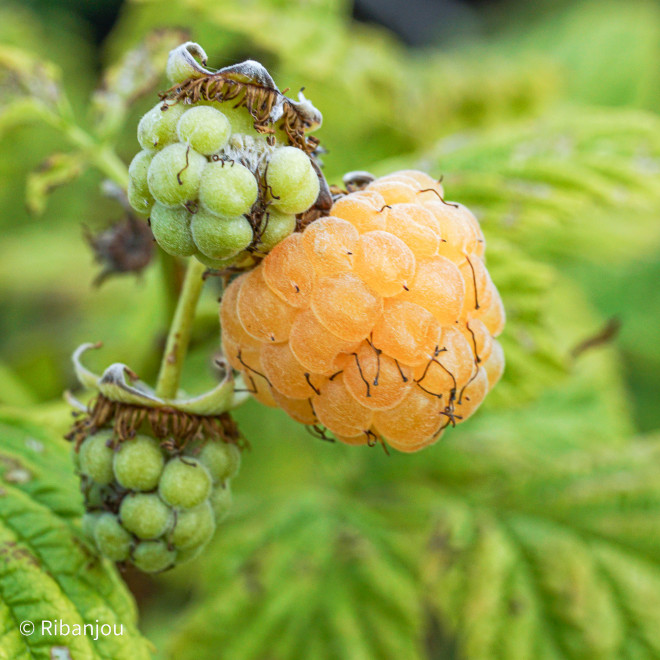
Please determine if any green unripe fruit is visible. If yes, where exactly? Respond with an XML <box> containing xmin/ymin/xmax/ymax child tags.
<box><xmin>94</xmin><ymin>513</ymin><xmax>132</xmax><ymax>561</ymax></box>
<box><xmin>128</xmin><ymin>150</ymin><xmax>155</xmax><ymax>215</ymax></box>
<box><xmin>197</xmin><ymin>441</ymin><xmax>241</xmax><ymax>483</ymax></box>
<box><xmin>79</xmin><ymin>430</ymin><xmax>115</xmax><ymax>486</ymax></box>
<box><xmin>120</xmin><ymin>493</ymin><xmax>173</xmax><ymax>540</ymax></box>
<box><xmin>210</xmin><ymin>484</ymin><xmax>232</xmax><ymax>522</ymax></box>
<box><xmin>257</xmin><ymin>209</ymin><xmax>297</xmax><ymax>251</ymax></box>
<box><xmin>84</xmin><ymin>482</ymin><xmax>105</xmax><ymax>509</ymax></box>
<box><xmin>159</xmin><ymin>457</ymin><xmax>212</xmax><ymax>509</ymax></box>
<box><xmin>177</xmin><ymin>106</ymin><xmax>231</xmax><ymax>155</ymax></box>
<box><xmin>193</xmin><ymin>251</ymin><xmax>237</xmax><ymax>270</ymax></box>
<box><xmin>128</xmin><ymin>179</ymin><xmax>154</xmax><ymax>217</ymax></box>
<box><xmin>71</xmin><ymin>447</ymin><xmax>81</xmax><ymax>471</ymax></box>
<box><xmin>137</xmin><ymin>101</ymin><xmax>186</xmax><ymax>151</ymax></box>
<box><xmin>132</xmin><ymin>540</ymin><xmax>176</xmax><ymax>573</ymax></box>
<box><xmin>209</xmin><ymin>102</ymin><xmax>255</xmax><ymax>135</ymax></box>
<box><xmin>176</xmin><ymin>545</ymin><xmax>204</xmax><ymax>565</ymax></box>
<box><xmin>267</xmin><ymin>147</ymin><xmax>319</xmax><ymax>214</ymax></box>
<box><xmin>81</xmin><ymin>512</ymin><xmax>101</xmax><ymax>541</ymax></box>
<box><xmin>191</xmin><ymin>210</ymin><xmax>253</xmax><ymax>260</ymax></box>
<box><xmin>113</xmin><ymin>435</ymin><xmax>164</xmax><ymax>491</ymax></box>
<box><xmin>147</xmin><ymin>143</ymin><xmax>207</xmax><ymax>207</ymax></box>
<box><xmin>150</xmin><ymin>203</ymin><xmax>196</xmax><ymax>257</ymax></box>
<box><xmin>166</xmin><ymin>42</ymin><xmax>208</xmax><ymax>84</ymax></box>
<box><xmin>170</xmin><ymin>501</ymin><xmax>215</xmax><ymax>549</ymax></box>
<box><xmin>128</xmin><ymin>150</ymin><xmax>153</xmax><ymax>193</ymax></box>
<box><xmin>198</xmin><ymin>161</ymin><xmax>258</xmax><ymax>217</ymax></box>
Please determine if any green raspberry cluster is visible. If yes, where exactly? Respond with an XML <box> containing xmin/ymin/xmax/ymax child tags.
<box><xmin>76</xmin><ymin>430</ymin><xmax>240</xmax><ymax>573</ymax></box>
<box><xmin>128</xmin><ymin>90</ymin><xmax>321</xmax><ymax>269</ymax></box>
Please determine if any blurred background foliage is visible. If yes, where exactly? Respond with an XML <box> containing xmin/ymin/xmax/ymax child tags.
<box><xmin>1</xmin><ymin>0</ymin><xmax>660</xmax><ymax>658</ymax></box>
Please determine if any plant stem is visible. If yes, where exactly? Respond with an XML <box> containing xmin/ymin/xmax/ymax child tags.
<box><xmin>159</xmin><ymin>252</ymin><xmax>182</xmax><ymax>324</ymax></box>
<box><xmin>155</xmin><ymin>258</ymin><xmax>207</xmax><ymax>399</ymax></box>
<box><xmin>60</xmin><ymin>121</ymin><xmax>129</xmax><ymax>187</ymax></box>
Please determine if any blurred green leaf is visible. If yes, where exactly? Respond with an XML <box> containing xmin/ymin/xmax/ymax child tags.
<box><xmin>0</xmin><ymin>363</ymin><xmax>37</xmax><ymax>407</ymax></box>
<box><xmin>385</xmin><ymin>108</ymin><xmax>660</xmax><ymax>264</ymax></box>
<box><xmin>25</xmin><ymin>151</ymin><xmax>86</xmax><ymax>215</ymax></box>
<box><xmin>0</xmin><ymin>44</ymin><xmax>67</xmax><ymax>136</ymax></box>
<box><xmin>567</xmin><ymin>255</ymin><xmax>660</xmax><ymax>432</ymax></box>
<box><xmin>0</xmin><ymin>409</ymin><xmax>152</xmax><ymax>659</ymax></box>
<box><xmin>159</xmin><ymin>426</ymin><xmax>660</xmax><ymax>660</ymax></box>
<box><xmin>93</xmin><ymin>28</ymin><xmax>189</xmax><ymax>139</ymax></box>
<box><xmin>507</xmin><ymin>0</ymin><xmax>660</xmax><ymax>111</ymax></box>
<box><xmin>166</xmin><ymin>493</ymin><xmax>424</xmax><ymax>660</ymax></box>
<box><xmin>419</xmin><ymin>432</ymin><xmax>660</xmax><ymax>659</ymax></box>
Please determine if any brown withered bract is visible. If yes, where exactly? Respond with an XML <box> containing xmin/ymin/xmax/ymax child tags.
<box><xmin>84</xmin><ymin>214</ymin><xmax>154</xmax><ymax>286</ymax></box>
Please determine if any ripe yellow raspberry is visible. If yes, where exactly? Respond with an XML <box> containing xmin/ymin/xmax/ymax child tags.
<box><xmin>220</xmin><ymin>171</ymin><xmax>505</xmax><ymax>452</ymax></box>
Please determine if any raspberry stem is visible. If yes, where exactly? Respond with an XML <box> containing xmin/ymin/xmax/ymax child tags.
<box><xmin>155</xmin><ymin>257</ymin><xmax>207</xmax><ymax>399</ymax></box>
<box><xmin>61</xmin><ymin>122</ymin><xmax>130</xmax><ymax>188</ymax></box>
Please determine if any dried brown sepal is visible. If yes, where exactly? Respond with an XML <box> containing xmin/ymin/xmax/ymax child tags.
<box><xmin>159</xmin><ymin>64</ymin><xmax>321</xmax><ymax>154</ymax></box>
<box><xmin>84</xmin><ymin>214</ymin><xmax>153</xmax><ymax>287</ymax></box>
<box><xmin>66</xmin><ymin>394</ymin><xmax>244</xmax><ymax>452</ymax></box>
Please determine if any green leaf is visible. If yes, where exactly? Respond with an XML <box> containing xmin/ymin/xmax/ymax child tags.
<box><xmin>485</xmin><ymin>250</ymin><xmax>631</xmax><ymax>420</ymax></box>
<box><xmin>160</xmin><ymin>427</ymin><xmax>660</xmax><ymax>660</ymax></box>
<box><xmin>0</xmin><ymin>45</ymin><xmax>66</xmax><ymax>136</ymax></box>
<box><xmin>417</xmin><ymin>432</ymin><xmax>660</xmax><ymax>659</ymax></box>
<box><xmin>0</xmin><ymin>409</ymin><xmax>152</xmax><ymax>660</ymax></box>
<box><xmin>507</xmin><ymin>0</ymin><xmax>660</xmax><ymax>111</ymax></box>
<box><xmin>0</xmin><ymin>363</ymin><xmax>37</xmax><ymax>407</ymax></box>
<box><xmin>25</xmin><ymin>152</ymin><xmax>86</xmax><ymax>215</ymax></box>
<box><xmin>165</xmin><ymin>493</ymin><xmax>424</xmax><ymax>660</ymax></box>
<box><xmin>414</xmin><ymin>109</ymin><xmax>660</xmax><ymax>264</ymax></box>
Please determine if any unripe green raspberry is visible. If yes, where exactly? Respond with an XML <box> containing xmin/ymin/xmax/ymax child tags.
<box><xmin>128</xmin><ymin>180</ymin><xmax>155</xmax><ymax>217</ymax></box>
<box><xmin>210</xmin><ymin>484</ymin><xmax>232</xmax><ymax>522</ymax></box>
<box><xmin>120</xmin><ymin>493</ymin><xmax>173</xmax><ymax>540</ymax></box>
<box><xmin>128</xmin><ymin>150</ymin><xmax>155</xmax><ymax>216</ymax></box>
<box><xmin>207</xmin><ymin>102</ymin><xmax>255</xmax><ymax>135</ymax></box>
<box><xmin>257</xmin><ymin>209</ymin><xmax>297</xmax><ymax>251</ymax></box>
<box><xmin>147</xmin><ymin>143</ymin><xmax>207</xmax><ymax>207</ymax></box>
<box><xmin>198</xmin><ymin>161</ymin><xmax>258</xmax><ymax>217</ymax></box>
<box><xmin>177</xmin><ymin>106</ymin><xmax>231</xmax><ymax>155</ymax></box>
<box><xmin>150</xmin><ymin>203</ymin><xmax>196</xmax><ymax>257</ymax></box>
<box><xmin>79</xmin><ymin>430</ymin><xmax>115</xmax><ymax>486</ymax></box>
<box><xmin>266</xmin><ymin>147</ymin><xmax>319</xmax><ymax>214</ymax></box>
<box><xmin>113</xmin><ymin>435</ymin><xmax>164</xmax><ymax>491</ymax></box>
<box><xmin>81</xmin><ymin>512</ymin><xmax>101</xmax><ymax>541</ymax></box>
<box><xmin>197</xmin><ymin>441</ymin><xmax>241</xmax><ymax>483</ymax></box>
<box><xmin>208</xmin><ymin>102</ymin><xmax>288</xmax><ymax>143</ymax></box>
<box><xmin>166</xmin><ymin>42</ymin><xmax>208</xmax><ymax>84</ymax></box>
<box><xmin>71</xmin><ymin>446</ymin><xmax>81</xmax><ymax>471</ymax></box>
<box><xmin>191</xmin><ymin>210</ymin><xmax>253</xmax><ymax>260</ymax></box>
<box><xmin>132</xmin><ymin>540</ymin><xmax>176</xmax><ymax>573</ymax></box>
<box><xmin>170</xmin><ymin>501</ymin><xmax>215</xmax><ymax>549</ymax></box>
<box><xmin>94</xmin><ymin>513</ymin><xmax>132</xmax><ymax>561</ymax></box>
<box><xmin>176</xmin><ymin>545</ymin><xmax>204</xmax><ymax>565</ymax></box>
<box><xmin>84</xmin><ymin>482</ymin><xmax>105</xmax><ymax>509</ymax></box>
<box><xmin>137</xmin><ymin>101</ymin><xmax>186</xmax><ymax>151</ymax></box>
<box><xmin>194</xmin><ymin>251</ymin><xmax>238</xmax><ymax>270</ymax></box>
<box><xmin>159</xmin><ymin>456</ymin><xmax>212</xmax><ymax>509</ymax></box>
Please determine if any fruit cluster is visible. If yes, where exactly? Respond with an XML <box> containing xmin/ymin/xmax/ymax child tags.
<box><xmin>220</xmin><ymin>171</ymin><xmax>505</xmax><ymax>452</ymax></box>
<box><xmin>127</xmin><ymin>98</ymin><xmax>321</xmax><ymax>269</ymax></box>
<box><xmin>75</xmin><ymin>431</ymin><xmax>240</xmax><ymax>572</ymax></box>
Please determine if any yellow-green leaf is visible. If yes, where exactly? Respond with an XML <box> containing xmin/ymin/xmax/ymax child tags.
<box><xmin>0</xmin><ymin>410</ymin><xmax>152</xmax><ymax>660</ymax></box>
<box><xmin>25</xmin><ymin>152</ymin><xmax>85</xmax><ymax>216</ymax></box>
